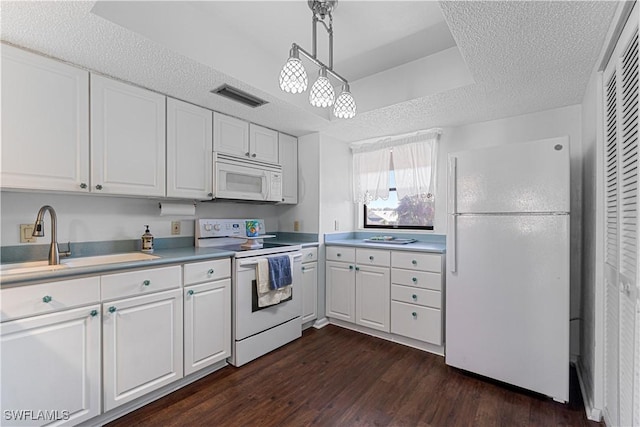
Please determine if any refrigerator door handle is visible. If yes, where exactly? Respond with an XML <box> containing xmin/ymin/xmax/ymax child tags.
<box><xmin>448</xmin><ymin>156</ymin><xmax>457</xmax><ymax>214</ymax></box>
<box><xmin>449</xmin><ymin>215</ymin><xmax>457</xmax><ymax>273</ymax></box>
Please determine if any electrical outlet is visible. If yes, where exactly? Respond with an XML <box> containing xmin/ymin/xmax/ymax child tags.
<box><xmin>171</xmin><ymin>221</ymin><xmax>181</xmax><ymax>235</ymax></box>
<box><xmin>20</xmin><ymin>224</ymin><xmax>36</xmax><ymax>243</ymax></box>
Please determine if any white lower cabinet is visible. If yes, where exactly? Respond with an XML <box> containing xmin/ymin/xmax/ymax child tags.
<box><xmin>301</xmin><ymin>247</ymin><xmax>318</xmax><ymax>324</ymax></box>
<box><xmin>1</xmin><ymin>306</ymin><xmax>101</xmax><ymax>426</ymax></box>
<box><xmin>102</xmin><ymin>288</ymin><xmax>183</xmax><ymax>411</ymax></box>
<box><xmin>326</xmin><ymin>245</ymin><xmax>444</xmax><ymax>347</ymax></box>
<box><xmin>183</xmin><ymin>258</ymin><xmax>231</xmax><ymax>375</ymax></box>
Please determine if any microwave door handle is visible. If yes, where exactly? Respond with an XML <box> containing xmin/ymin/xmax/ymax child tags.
<box><xmin>261</xmin><ymin>172</ymin><xmax>269</xmax><ymax>200</ymax></box>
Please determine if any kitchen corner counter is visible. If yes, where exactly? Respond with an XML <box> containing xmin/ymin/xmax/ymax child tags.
<box><xmin>324</xmin><ymin>232</ymin><xmax>446</xmax><ymax>254</ymax></box>
<box><xmin>0</xmin><ymin>247</ymin><xmax>235</xmax><ymax>287</ymax></box>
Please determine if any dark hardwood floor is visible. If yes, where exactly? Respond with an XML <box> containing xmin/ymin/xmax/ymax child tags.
<box><xmin>107</xmin><ymin>325</ymin><xmax>601</xmax><ymax>427</ymax></box>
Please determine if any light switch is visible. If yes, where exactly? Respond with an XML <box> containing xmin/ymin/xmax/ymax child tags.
<box><xmin>20</xmin><ymin>224</ymin><xmax>36</xmax><ymax>243</ymax></box>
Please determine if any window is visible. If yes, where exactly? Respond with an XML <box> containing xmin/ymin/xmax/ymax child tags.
<box><xmin>364</xmin><ymin>171</ymin><xmax>434</xmax><ymax>230</ymax></box>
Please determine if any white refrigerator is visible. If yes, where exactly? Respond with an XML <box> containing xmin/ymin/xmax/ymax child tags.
<box><xmin>446</xmin><ymin>136</ymin><xmax>571</xmax><ymax>403</ymax></box>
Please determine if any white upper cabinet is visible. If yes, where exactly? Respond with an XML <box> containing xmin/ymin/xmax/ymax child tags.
<box><xmin>1</xmin><ymin>44</ymin><xmax>90</xmax><ymax>192</ymax></box>
<box><xmin>278</xmin><ymin>133</ymin><xmax>298</xmax><ymax>204</ymax></box>
<box><xmin>91</xmin><ymin>74</ymin><xmax>166</xmax><ymax>197</ymax></box>
<box><xmin>213</xmin><ymin>113</ymin><xmax>279</xmax><ymax>164</ymax></box>
<box><xmin>213</xmin><ymin>112</ymin><xmax>249</xmax><ymax>158</ymax></box>
<box><xmin>166</xmin><ymin>98</ymin><xmax>213</xmax><ymax>199</ymax></box>
<box><xmin>249</xmin><ymin>124</ymin><xmax>279</xmax><ymax>164</ymax></box>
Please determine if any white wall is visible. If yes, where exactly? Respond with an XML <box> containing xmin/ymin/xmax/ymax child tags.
<box><xmin>276</xmin><ymin>133</ymin><xmax>320</xmax><ymax>233</ymax></box>
<box><xmin>0</xmin><ymin>191</ymin><xmax>282</xmax><ymax>246</ymax></box>
<box><xmin>433</xmin><ymin>104</ymin><xmax>583</xmax><ymax>357</ymax></box>
<box><xmin>319</xmin><ymin>134</ymin><xmax>355</xmax><ymax>234</ymax></box>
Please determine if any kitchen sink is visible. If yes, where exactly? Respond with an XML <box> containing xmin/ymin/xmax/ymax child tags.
<box><xmin>1</xmin><ymin>252</ymin><xmax>159</xmax><ymax>276</ymax></box>
<box><xmin>0</xmin><ymin>261</ymin><xmax>69</xmax><ymax>276</ymax></box>
<box><xmin>61</xmin><ymin>252</ymin><xmax>159</xmax><ymax>268</ymax></box>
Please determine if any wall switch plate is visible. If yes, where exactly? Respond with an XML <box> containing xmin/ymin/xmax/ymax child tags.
<box><xmin>20</xmin><ymin>224</ymin><xmax>36</xmax><ymax>243</ymax></box>
<box><xmin>171</xmin><ymin>221</ymin><xmax>181</xmax><ymax>235</ymax></box>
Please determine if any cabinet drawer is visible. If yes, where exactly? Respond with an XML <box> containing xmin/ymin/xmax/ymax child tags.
<box><xmin>391</xmin><ymin>252</ymin><xmax>441</xmax><ymax>272</ymax></box>
<box><xmin>1</xmin><ymin>277</ymin><xmax>100</xmax><ymax>322</ymax></box>
<box><xmin>301</xmin><ymin>247</ymin><xmax>318</xmax><ymax>263</ymax></box>
<box><xmin>391</xmin><ymin>284</ymin><xmax>441</xmax><ymax>309</ymax></box>
<box><xmin>391</xmin><ymin>301</ymin><xmax>441</xmax><ymax>345</ymax></box>
<box><xmin>183</xmin><ymin>258</ymin><xmax>231</xmax><ymax>285</ymax></box>
<box><xmin>101</xmin><ymin>266</ymin><xmax>181</xmax><ymax>300</ymax></box>
<box><xmin>391</xmin><ymin>269</ymin><xmax>441</xmax><ymax>291</ymax></box>
<box><xmin>356</xmin><ymin>249</ymin><xmax>390</xmax><ymax>267</ymax></box>
<box><xmin>326</xmin><ymin>246</ymin><xmax>355</xmax><ymax>263</ymax></box>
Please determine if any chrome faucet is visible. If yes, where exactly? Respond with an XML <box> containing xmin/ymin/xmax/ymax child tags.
<box><xmin>32</xmin><ymin>205</ymin><xmax>71</xmax><ymax>265</ymax></box>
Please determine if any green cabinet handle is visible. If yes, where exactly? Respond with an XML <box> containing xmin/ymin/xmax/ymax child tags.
<box><xmin>412</xmin><ymin>312</ymin><xmax>417</xmax><ymax>318</ymax></box>
<box><xmin>143</xmin><ymin>280</ymin><xmax>150</xmax><ymax>286</ymax></box>
<box><xmin>412</xmin><ymin>277</ymin><xmax>417</xmax><ymax>283</ymax></box>
<box><xmin>187</xmin><ymin>289</ymin><xmax>195</xmax><ymax>296</ymax></box>
<box><xmin>349</xmin><ymin>265</ymin><xmax>354</xmax><ymax>270</ymax></box>
<box><xmin>90</xmin><ymin>309</ymin><xmax>98</xmax><ymax>317</ymax></box>
<box><xmin>108</xmin><ymin>306</ymin><xmax>117</xmax><ymax>313</ymax></box>
<box><xmin>207</xmin><ymin>269</ymin><xmax>214</xmax><ymax>275</ymax></box>
<box><xmin>411</xmin><ymin>260</ymin><xmax>418</xmax><ymax>265</ymax></box>
<box><xmin>302</xmin><ymin>266</ymin><xmax>306</xmax><ymax>272</ymax></box>
<box><xmin>42</xmin><ymin>295</ymin><xmax>52</xmax><ymax>303</ymax></box>
<box><xmin>355</xmin><ymin>266</ymin><xmax>360</xmax><ymax>271</ymax></box>
<box><xmin>412</xmin><ymin>294</ymin><xmax>418</xmax><ymax>300</ymax></box>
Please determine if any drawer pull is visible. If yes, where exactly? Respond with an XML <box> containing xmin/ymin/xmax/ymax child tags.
<box><xmin>42</xmin><ymin>295</ymin><xmax>52</xmax><ymax>303</ymax></box>
<box><xmin>80</xmin><ymin>182</ymin><xmax>87</xmax><ymax>189</ymax></box>
<box><xmin>412</xmin><ymin>294</ymin><xmax>418</xmax><ymax>300</ymax></box>
<box><xmin>412</xmin><ymin>312</ymin><xmax>417</xmax><ymax>318</ymax></box>
<box><xmin>187</xmin><ymin>290</ymin><xmax>195</xmax><ymax>296</ymax></box>
<box><xmin>337</xmin><ymin>253</ymin><xmax>342</xmax><ymax>257</ymax></box>
<box><xmin>302</xmin><ymin>266</ymin><xmax>306</xmax><ymax>272</ymax></box>
<box><xmin>95</xmin><ymin>184</ymin><xmax>103</xmax><ymax>190</ymax></box>
<box><xmin>369</xmin><ymin>255</ymin><xmax>374</xmax><ymax>260</ymax></box>
<box><xmin>90</xmin><ymin>309</ymin><xmax>99</xmax><ymax>317</ymax></box>
<box><xmin>355</xmin><ymin>266</ymin><xmax>360</xmax><ymax>271</ymax></box>
<box><xmin>412</xmin><ymin>260</ymin><xmax>418</xmax><ymax>265</ymax></box>
<box><xmin>143</xmin><ymin>280</ymin><xmax>151</xmax><ymax>286</ymax></box>
<box><xmin>349</xmin><ymin>265</ymin><xmax>354</xmax><ymax>270</ymax></box>
<box><xmin>307</xmin><ymin>253</ymin><xmax>313</xmax><ymax>258</ymax></box>
<box><xmin>207</xmin><ymin>268</ymin><xmax>215</xmax><ymax>275</ymax></box>
<box><xmin>412</xmin><ymin>277</ymin><xmax>418</xmax><ymax>283</ymax></box>
<box><xmin>108</xmin><ymin>306</ymin><xmax>117</xmax><ymax>313</ymax></box>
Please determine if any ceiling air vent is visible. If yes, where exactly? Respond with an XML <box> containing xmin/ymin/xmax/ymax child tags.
<box><xmin>210</xmin><ymin>84</ymin><xmax>268</xmax><ymax>108</ymax></box>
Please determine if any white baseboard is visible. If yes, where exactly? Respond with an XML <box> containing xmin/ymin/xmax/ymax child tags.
<box><xmin>574</xmin><ymin>360</ymin><xmax>603</xmax><ymax>422</ymax></box>
<box><xmin>313</xmin><ymin>317</ymin><xmax>329</xmax><ymax>329</ymax></box>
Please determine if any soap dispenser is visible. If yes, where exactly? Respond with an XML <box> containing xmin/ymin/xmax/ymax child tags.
<box><xmin>141</xmin><ymin>225</ymin><xmax>154</xmax><ymax>253</ymax></box>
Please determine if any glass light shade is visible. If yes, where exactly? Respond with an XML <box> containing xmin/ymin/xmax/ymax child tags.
<box><xmin>279</xmin><ymin>57</ymin><xmax>308</xmax><ymax>93</ymax></box>
<box><xmin>309</xmin><ymin>73</ymin><xmax>335</xmax><ymax>107</ymax></box>
<box><xmin>333</xmin><ymin>87</ymin><xmax>356</xmax><ymax>118</ymax></box>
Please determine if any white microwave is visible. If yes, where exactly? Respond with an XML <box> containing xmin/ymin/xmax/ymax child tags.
<box><xmin>213</xmin><ymin>153</ymin><xmax>283</xmax><ymax>202</ymax></box>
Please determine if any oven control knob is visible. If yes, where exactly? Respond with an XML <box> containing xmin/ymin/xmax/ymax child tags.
<box><xmin>204</xmin><ymin>224</ymin><xmax>213</xmax><ymax>231</ymax></box>
<box><xmin>213</xmin><ymin>224</ymin><xmax>221</xmax><ymax>231</ymax></box>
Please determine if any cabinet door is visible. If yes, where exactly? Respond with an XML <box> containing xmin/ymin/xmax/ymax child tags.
<box><xmin>326</xmin><ymin>261</ymin><xmax>355</xmax><ymax>323</ymax></box>
<box><xmin>356</xmin><ymin>265</ymin><xmax>390</xmax><ymax>332</ymax></box>
<box><xmin>184</xmin><ymin>279</ymin><xmax>231</xmax><ymax>376</ymax></box>
<box><xmin>103</xmin><ymin>289</ymin><xmax>183</xmax><ymax>411</ymax></box>
<box><xmin>301</xmin><ymin>262</ymin><xmax>318</xmax><ymax>323</ymax></box>
<box><xmin>1</xmin><ymin>44</ymin><xmax>90</xmax><ymax>192</ymax></box>
<box><xmin>166</xmin><ymin>98</ymin><xmax>213</xmax><ymax>199</ymax></box>
<box><xmin>279</xmin><ymin>133</ymin><xmax>298</xmax><ymax>204</ymax></box>
<box><xmin>1</xmin><ymin>305</ymin><xmax>101</xmax><ymax>426</ymax></box>
<box><xmin>249</xmin><ymin>124</ymin><xmax>278</xmax><ymax>163</ymax></box>
<box><xmin>213</xmin><ymin>112</ymin><xmax>249</xmax><ymax>158</ymax></box>
<box><xmin>91</xmin><ymin>74</ymin><xmax>166</xmax><ymax>196</ymax></box>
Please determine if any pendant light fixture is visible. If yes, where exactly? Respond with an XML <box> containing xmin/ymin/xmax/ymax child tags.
<box><xmin>279</xmin><ymin>0</ymin><xmax>356</xmax><ymax>119</ymax></box>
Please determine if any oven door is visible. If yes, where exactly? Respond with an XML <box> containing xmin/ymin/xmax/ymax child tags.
<box><xmin>234</xmin><ymin>252</ymin><xmax>302</xmax><ymax>341</ymax></box>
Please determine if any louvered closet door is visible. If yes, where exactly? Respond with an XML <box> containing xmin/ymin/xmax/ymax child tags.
<box><xmin>603</xmin><ymin>7</ymin><xmax>639</xmax><ymax>426</ymax></box>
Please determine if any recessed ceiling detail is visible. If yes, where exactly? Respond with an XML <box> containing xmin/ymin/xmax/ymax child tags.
<box><xmin>0</xmin><ymin>1</ymin><xmax>618</xmax><ymax>143</ymax></box>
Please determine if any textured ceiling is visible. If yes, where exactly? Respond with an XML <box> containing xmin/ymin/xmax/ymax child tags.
<box><xmin>0</xmin><ymin>1</ymin><xmax>618</xmax><ymax>143</ymax></box>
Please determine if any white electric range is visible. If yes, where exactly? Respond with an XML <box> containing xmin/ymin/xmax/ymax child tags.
<box><xmin>195</xmin><ymin>219</ymin><xmax>302</xmax><ymax>366</ymax></box>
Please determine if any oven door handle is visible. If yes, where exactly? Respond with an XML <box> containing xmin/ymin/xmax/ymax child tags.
<box><xmin>238</xmin><ymin>253</ymin><xmax>302</xmax><ymax>267</ymax></box>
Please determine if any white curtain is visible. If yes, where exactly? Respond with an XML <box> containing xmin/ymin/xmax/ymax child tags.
<box><xmin>393</xmin><ymin>140</ymin><xmax>438</xmax><ymax>199</ymax></box>
<box><xmin>351</xmin><ymin>128</ymin><xmax>441</xmax><ymax>203</ymax></box>
<box><xmin>352</xmin><ymin>148</ymin><xmax>391</xmax><ymax>203</ymax></box>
